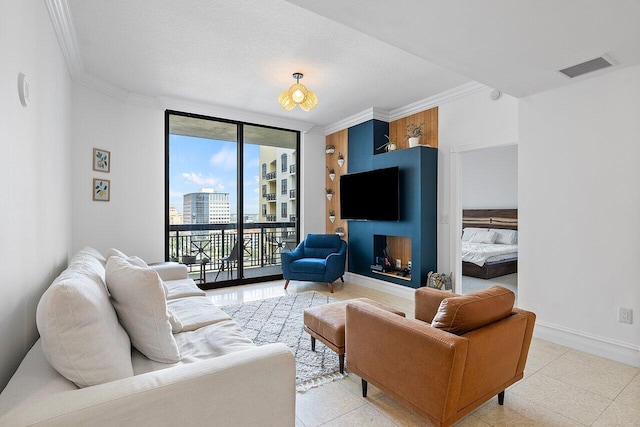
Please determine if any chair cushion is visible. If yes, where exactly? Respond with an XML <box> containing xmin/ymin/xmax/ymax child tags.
<box><xmin>289</xmin><ymin>258</ymin><xmax>326</xmax><ymax>275</ymax></box>
<box><xmin>431</xmin><ymin>286</ymin><xmax>515</xmax><ymax>335</ymax></box>
<box><xmin>106</xmin><ymin>256</ymin><xmax>181</xmax><ymax>363</ymax></box>
<box><xmin>303</xmin><ymin>234</ymin><xmax>341</xmax><ymax>259</ymax></box>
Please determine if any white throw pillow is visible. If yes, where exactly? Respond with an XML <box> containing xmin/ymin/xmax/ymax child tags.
<box><xmin>106</xmin><ymin>256</ymin><xmax>181</xmax><ymax>363</ymax></box>
<box><xmin>105</xmin><ymin>247</ymin><xmax>128</xmax><ymax>259</ymax></box>
<box><xmin>36</xmin><ymin>270</ymin><xmax>133</xmax><ymax>388</ymax></box>
<box><xmin>469</xmin><ymin>230</ymin><xmax>498</xmax><ymax>244</ymax></box>
<box><xmin>491</xmin><ymin>228</ymin><xmax>518</xmax><ymax>245</ymax></box>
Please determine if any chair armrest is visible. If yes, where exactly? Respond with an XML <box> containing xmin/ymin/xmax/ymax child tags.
<box><xmin>149</xmin><ymin>262</ymin><xmax>189</xmax><ymax>281</ymax></box>
<box><xmin>346</xmin><ymin>301</ymin><xmax>468</xmax><ymax>422</ymax></box>
<box><xmin>414</xmin><ymin>287</ymin><xmax>457</xmax><ymax>323</ymax></box>
<box><xmin>281</xmin><ymin>242</ymin><xmax>304</xmax><ymax>272</ymax></box>
<box><xmin>1</xmin><ymin>344</ymin><xmax>295</xmax><ymax>427</ymax></box>
<box><xmin>325</xmin><ymin>241</ymin><xmax>347</xmax><ymax>275</ymax></box>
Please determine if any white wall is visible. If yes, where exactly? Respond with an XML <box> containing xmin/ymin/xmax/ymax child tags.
<box><xmin>519</xmin><ymin>64</ymin><xmax>640</xmax><ymax>365</ymax></box>
<box><xmin>437</xmin><ymin>88</ymin><xmax>519</xmax><ymax>273</ymax></box>
<box><xmin>71</xmin><ymin>86</ymin><xmax>165</xmax><ymax>262</ymax></box>
<box><xmin>0</xmin><ymin>0</ymin><xmax>73</xmax><ymax>390</ymax></box>
<box><xmin>300</xmin><ymin>130</ymin><xmax>326</xmax><ymax>236</ymax></box>
<box><xmin>461</xmin><ymin>145</ymin><xmax>518</xmax><ymax>209</ymax></box>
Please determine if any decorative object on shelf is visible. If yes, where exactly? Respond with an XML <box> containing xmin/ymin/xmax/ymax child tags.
<box><xmin>278</xmin><ymin>72</ymin><xmax>318</xmax><ymax>111</ymax></box>
<box><xmin>325</xmin><ymin>188</ymin><xmax>334</xmax><ymax>201</ymax></box>
<box><xmin>329</xmin><ymin>210</ymin><xmax>336</xmax><ymax>223</ymax></box>
<box><xmin>93</xmin><ymin>148</ymin><xmax>110</xmax><ymax>173</ymax></box>
<box><xmin>377</xmin><ymin>135</ymin><xmax>397</xmax><ymax>152</ymax></box>
<box><xmin>334</xmin><ymin>227</ymin><xmax>345</xmax><ymax>237</ymax></box>
<box><xmin>327</xmin><ymin>166</ymin><xmax>336</xmax><ymax>181</ymax></box>
<box><xmin>325</xmin><ymin>145</ymin><xmax>335</xmax><ymax>154</ymax></box>
<box><xmin>93</xmin><ymin>178</ymin><xmax>110</xmax><ymax>202</ymax></box>
<box><xmin>406</xmin><ymin>122</ymin><xmax>425</xmax><ymax>148</ymax></box>
<box><xmin>337</xmin><ymin>153</ymin><xmax>345</xmax><ymax>167</ymax></box>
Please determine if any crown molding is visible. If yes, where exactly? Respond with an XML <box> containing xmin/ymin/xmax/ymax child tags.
<box><xmin>388</xmin><ymin>81</ymin><xmax>486</xmax><ymax>121</ymax></box>
<box><xmin>45</xmin><ymin>0</ymin><xmax>83</xmax><ymax>78</ymax></box>
<box><xmin>323</xmin><ymin>107</ymin><xmax>390</xmax><ymax>136</ymax></box>
<box><xmin>323</xmin><ymin>82</ymin><xmax>487</xmax><ymax>135</ymax></box>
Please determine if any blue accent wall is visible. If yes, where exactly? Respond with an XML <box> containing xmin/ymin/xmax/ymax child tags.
<box><xmin>346</xmin><ymin>120</ymin><xmax>437</xmax><ymax>288</ymax></box>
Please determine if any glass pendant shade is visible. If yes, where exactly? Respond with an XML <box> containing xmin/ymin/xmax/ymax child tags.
<box><xmin>278</xmin><ymin>73</ymin><xmax>318</xmax><ymax>111</ymax></box>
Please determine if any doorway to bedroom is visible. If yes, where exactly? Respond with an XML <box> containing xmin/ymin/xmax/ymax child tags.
<box><xmin>459</xmin><ymin>145</ymin><xmax>518</xmax><ymax>297</ymax></box>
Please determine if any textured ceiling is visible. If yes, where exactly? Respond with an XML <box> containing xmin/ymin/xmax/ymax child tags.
<box><xmin>67</xmin><ymin>0</ymin><xmax>469</xmax><ymax>128</ymax></box>
<box><xmin>65</xmin><ymin>0</ymin><xmax>640</xmax><ymax>129</ymax></box>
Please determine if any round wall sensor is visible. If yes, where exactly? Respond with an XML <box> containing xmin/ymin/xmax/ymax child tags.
<box><xmin>18</xmin><ymin>73</ymin><xmax>30</xmax><ymax>107</ymax></box>
<box><xmin>490</xmin><ymin>89</ymin><xmax>502</xmax><ymax>101</ymax></box>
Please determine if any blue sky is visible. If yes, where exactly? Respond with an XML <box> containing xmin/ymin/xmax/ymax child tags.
<box><xmin>169</xmin><ymin>135</ymin><xmax>260</xmax><ymax>215</ymax></box>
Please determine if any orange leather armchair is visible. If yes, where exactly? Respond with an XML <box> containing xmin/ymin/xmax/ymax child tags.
<box><xmin>346</xmin><ymin>286</ymin><xmax>535</xmax><ymax>427</ymax></box>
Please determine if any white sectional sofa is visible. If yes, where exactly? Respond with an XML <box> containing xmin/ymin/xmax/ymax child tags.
<box><xmin>0</xmin><ymin>247</ymin><xmax>295</xmax><ymax>426</ymax></box>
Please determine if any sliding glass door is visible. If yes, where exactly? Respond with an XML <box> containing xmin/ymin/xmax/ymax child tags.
<box><xmin>165</xmin><ymin>111</ymin><xmax>299</xmax><ymax>288</ymax></box>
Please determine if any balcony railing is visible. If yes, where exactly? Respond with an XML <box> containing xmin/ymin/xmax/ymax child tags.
<box><xmin>290</xmin><ymin>164</ymin><xmax>296</xmax><ymax>174</ymax></box>
<box><xmin>289</xmin><ymin>189</ymin><xmax>296</xmax><ymax>199</ymax></box>
<box><xmin>265</xmin><ymin>171</ymin><xmax>277</xmax><ymax>180</ymax></box>
<box><xmin>265</xmin><ymin>214</ymin><xmax>277</xmax><ymax>222</ymax></box>
<box><xmin>169</xmin><ymin>222</ymin><xmax>297</xmax><ymax>282</ymax></box>
<box><xmin>265</xmin><ymin>193</ymin><xmax>276</xmax><ymax>201</ymax></box>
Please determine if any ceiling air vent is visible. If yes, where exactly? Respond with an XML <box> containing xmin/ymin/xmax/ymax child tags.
<box><xmin>558</xmin><ymin>56</ymin><xmax>613</xmax><ymax>78</ymax></box>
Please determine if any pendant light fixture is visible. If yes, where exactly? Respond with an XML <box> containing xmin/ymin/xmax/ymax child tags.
<box><xmin>278</xmin><ymin>73</ymin><xmax>318</xmax><ymax>112</ymax></box>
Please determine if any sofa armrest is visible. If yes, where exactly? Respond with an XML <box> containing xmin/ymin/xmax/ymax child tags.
<box><xmin>324</xmin><ymin>241</ymin><xmax>347</xmax><ymax>280</ymax></box>
<box><xmin>0</xmin><ymin>343</ymin><xmax>295</xmax><ymax>427</ymax></box>
<box><xmin>346</xmin><ymin>301</ymin><xmax>468</xmax><ymax>422</ymax></box>
<box><xmin>414</xmin><ymin>287</ymin><xmax>457</xmax><ymax>323</ymax></box>
<box><xmin>149</xmin><ymin>262</ymin><xmax>189</xmax><ymax>281</ymax></box>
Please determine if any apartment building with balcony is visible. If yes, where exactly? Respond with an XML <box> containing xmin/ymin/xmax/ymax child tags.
<box><xmin>259</xmin><ymin>147</ymin><xmax>296</xmax><ymax>223</ymax></box>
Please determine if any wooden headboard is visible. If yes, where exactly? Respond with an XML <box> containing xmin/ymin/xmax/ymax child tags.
<box><xmin>462</xmin><ymin>209</ymin><xmax>518</xmax><ymax>230</ymax></box>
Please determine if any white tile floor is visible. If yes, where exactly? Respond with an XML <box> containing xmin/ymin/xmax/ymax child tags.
<box><xmin>206</xmin><ymin>279</ymin><xmax>640</xmax><ymax>426</ymax></box>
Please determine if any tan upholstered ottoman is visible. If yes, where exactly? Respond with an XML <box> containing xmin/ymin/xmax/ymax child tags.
<box><xmin>303</xmin><ymin>298</ymin><xmax>405</xmax><ymax>373</ymax></box>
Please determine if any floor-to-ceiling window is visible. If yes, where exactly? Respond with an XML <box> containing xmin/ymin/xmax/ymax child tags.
<box><xmin>165</xmin><ymin>111</ymin><xmax>299</xmax><ymax>289</ymax></box>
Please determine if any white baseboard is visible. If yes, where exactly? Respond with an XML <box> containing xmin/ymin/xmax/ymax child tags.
<box><xmin>343</xmin><ymin>272</ymin><xmax>415</xmax><ymax>301</ymax></box>
<box><xmin>534</xmin><ymin>321</ymin><xmax>640</xmax><ymax>368</ymax></box>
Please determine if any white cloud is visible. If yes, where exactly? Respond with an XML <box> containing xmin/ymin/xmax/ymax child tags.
<box><xmin>210</xmin><ymin>147</ymin><xmax>237</xmax><ymax>170</ymax></box>
<box><xmin>181</xmin><ymin>172</ymin><xmax>225</xmax><ymax>190</ymax></box>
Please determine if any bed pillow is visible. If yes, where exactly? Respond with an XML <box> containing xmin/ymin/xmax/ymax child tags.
<box><xmin>105</xmin><ymin>256</ymin><xmax>181</xmax><ymax>363</ymax></box>
<box><xmin>468</xmin><ymin>230</ymin><xmax>498</xmax><ymax>244</ymax></box>
<box><xmin>491</xmin><ymin>228</ymin><xmax>518</xmax><ymax>245</ymax></box>
<box><xmin>461</xmin><ymin>228</ymin><xmax>487</xmax><ymax>241</ymax></box>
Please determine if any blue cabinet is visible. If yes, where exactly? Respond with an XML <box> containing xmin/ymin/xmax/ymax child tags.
<box><xmin>346</xmin><ymin>120</ymin><xmax>437</xmax><ymax>288</ymax></box>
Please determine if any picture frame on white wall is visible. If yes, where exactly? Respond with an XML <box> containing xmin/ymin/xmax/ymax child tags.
<box><xmin>93</xmin><ymin>148</ymin><xmax>110</xmax><ymax>173</ymax></box>
<box><xmin>93</xmin><ymin>178</ymin><xmax>110</xmax><ymax>202</ymax></box>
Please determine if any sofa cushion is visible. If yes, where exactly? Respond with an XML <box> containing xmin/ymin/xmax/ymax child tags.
<box><xmin>36</xmin><ymin>268</ymin><xmax>133</xmax><ymax>388</ymax></box>
<box><xmin>105</xmin><ymin>247</ymin><xmax>128</xmax><ymax>259</ymax></box>
<box><xmin>164</xmin><ymin>278</ymin><xmax>207</xmax><ymax>300</ymax></box>
<box><xmin>431</xmin><ymin>286</ymin><xmax>515</xmax><ymax>335</ymax></box>
<box><xmin>289</xmin><ymin>258</ymin><xmax>326</xmax><ymax>275</ymax></box>
<box><xmin>106</xmin><ymin>256</ymin><xmax>181</xmax><ymax>363</ymax></box>
<box><xmin>303</xmin><ymin>234</ymin><xmax>341</xmax><ymax>259</ymax></box>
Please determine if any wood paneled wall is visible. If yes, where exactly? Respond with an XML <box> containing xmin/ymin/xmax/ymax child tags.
<box><xmin>386</xmin><ymin>236</ymin><xmax>412</xmax><ymax>269</ymax></box>
<box><xmin>388</xmin><ymin>107</ymin><xmax>438</xmax><ymax>149</ymax></box>
<box><xmin>325</xmin><ymin>129</ymin><xmax>348</xmax><ymax>238</ymax></box>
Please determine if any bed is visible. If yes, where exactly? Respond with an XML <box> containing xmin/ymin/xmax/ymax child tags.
<box><xmin>461</xmin><ymin>209</ymin><xmax>518</xmax><ymax>279</ymax></box>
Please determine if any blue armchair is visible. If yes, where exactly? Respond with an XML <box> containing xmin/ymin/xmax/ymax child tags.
<box><xmin>281</xmin><ymin>234</ymin><xmax>347</xmax><ymax>293</ymax></box>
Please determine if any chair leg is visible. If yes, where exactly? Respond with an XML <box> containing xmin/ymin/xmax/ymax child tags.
<box><xmin>361</xmin><ymin>379</ymin><xmax>368</xmax><ymax>398</ymax></box>
<box><xmin>310</xmin><ymin>336</ymin><xmax>315</xmax><ymax>351</ymax></box>
<box><xmin>498</xmin><ymin>390</ymin><xmax>505</xmax><ymax>405</ymax></box>
<box><xmin>284</xmin><ymin>280</ymin><xmax>290</xmax><ymax>290</ymax></box>
<box><xmin>340</xmin><ymin>276</ymin><xmax>344</xmax><ymax>282</ymax></box>
<box><xmin>328</xmin><ymin>282</ymin><xmax>334</xmax><ymax>293</ymax></box>
<box><xmin>339</xmin><ymin>354</ymin><xmax>344</xmax><ymax>374</ymax></box>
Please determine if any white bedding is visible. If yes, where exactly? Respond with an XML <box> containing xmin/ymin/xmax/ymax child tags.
<box><xmin>462</xmin><ymin>241</ymin><xmax>518</xmax><ymax>267</ymax></box>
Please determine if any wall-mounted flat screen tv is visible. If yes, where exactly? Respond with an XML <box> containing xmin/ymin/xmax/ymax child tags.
<box><xmin>340</xmin><ymin>166</ymin><xmax>399</xmax><ymax>221</ymax></box>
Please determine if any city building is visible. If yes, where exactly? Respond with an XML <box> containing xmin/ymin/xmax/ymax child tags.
<box><xmin>258</xmin><ymin>147</ymin><xmax>296</xmax><ymax>223</ymax></box>
<box><xmin>183</xmin><ymin>188</ymin><xmax>230</xmax><ymax>224</ymax></box>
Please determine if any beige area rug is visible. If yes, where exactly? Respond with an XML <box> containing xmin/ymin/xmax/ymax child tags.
<box><xmin>220</xmin><ymin>291</ymin><xmax>342</xmax><ymax>392</ymax></box>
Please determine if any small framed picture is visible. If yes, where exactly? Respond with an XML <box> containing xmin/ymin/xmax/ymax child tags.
<box><xmin>93</xmin><ymin>148</ymin><xmax>110</xmax><ymax>173</ymax></box>
<box><xmin>93</xmin><ymin>178</ymin><xmax>110</xmax><ymax>201</ymax></box>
